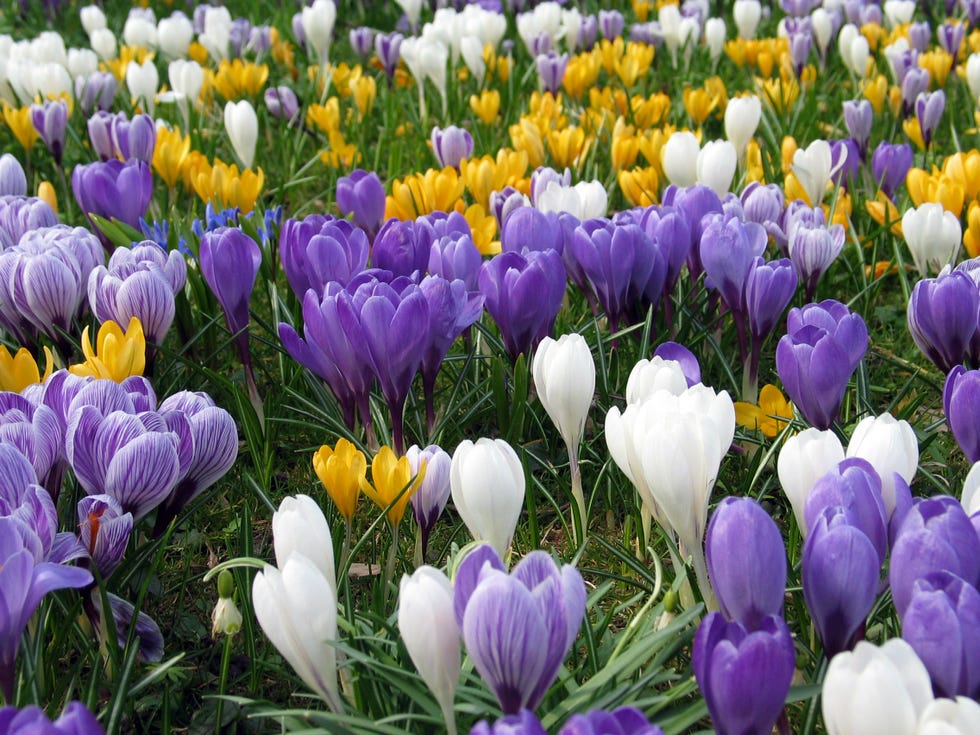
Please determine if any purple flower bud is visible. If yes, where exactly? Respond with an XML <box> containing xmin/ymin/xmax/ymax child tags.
<box><xmin>944</xmin><ymin>366</ymin><xmax>980</xmax><ymax>462</ymax></box>
<box><xmin>30</xmin><ymin>99</ymin><xmax>68</xmax><ymax>167</ymax></box>
<box><xmin>908</xmin><ymin>270</ymin><xmax>980</xmax><ymax>373</ymax></box>
<box><xmin>335</xmin><ymin>169</ymin><xmax>386</xmax><ymax>239</ymax></box>
<box><xmin>870</xmin><ymin>141</ymin><xmax>913</xmax><ymax>199</ymax></box>
<box><xmin>427</xmin><ymin>231</ymin><xmax>482</xmax><ymax>291</ymax></box>
<box><xmin>965</xmin><ymin>0</ymin><xmax>980</xmax><ymax>27</ymax></box>
<box><xmin>489</xmin><ymin>186</ymin><xmax>529</xmax><ymax>230</ymax></box>
<box><xmin>530</xmin><ymin>166</ymin><xmax>571</xmax><ymax>208</ymax></box>
<box><xmin>915</xmin><ymin>91</ymin><xmax>945</xmax><ymax>148</ymax></box>
<box><xmin>901</xmin><ymin>571</ymin><xmax>980</xmax><ymax>698</ymax></box>
<box><xmin>431</xmin><ymin>125</ymin><xmax>474</xmax><ymax>170</ymax></box>
<box><xmin>199</xmin><ymin>227</ymin><xmax>261</xmax><ymax>363</ymax></box>
<box><xmin>890</xmin><ymin>495</ymin><xmax>980</xmax><ymax>618</ymax></box>
<box><xmin>786</xmin><ymin>216</ymin><xmax>845</xmax><ymax>300</ymax></box>
<box><xmin>470</xmin><ymin>710</ymin><xmax>547</xmax><ymax>735</ymax></box>
<box><xmin>77</xmin><ymin>494</ymin><xmax>132</xmax><ymax>578</ymax></box>
<box><xmin>662</xmin><ymin>184</ymin><xmax>725</xmax><ymax>281</ymax></box>
<box><xmin>745</xmin><ymin>257</ymin><xmax>798</xmax><ymax>343</ymax></box>
<box><xmin>653</xmin><ymin>341</ymin><xmax>701</xmax><ymax>386</ymax></box>
<box><xmin>901</xmin><ymin>68</ymin><xmax>930</xmax><ymax>114</ymax></box>
<box><xmin>789</xmin><ymin>31</ymin><xmax>812</xmax><ymax>77</ymax></box>
<box><xmin>87</xmin><ymin>111</ymin><xmax>118</xmax><ymax>162</ymax></box>
<box><xmin>907</xmin><ymin>21</ymin><xmax>931</xmax><ymax>52</ymax></box>
<box><xmin>419</xmin><ymin>274</ymin><xmax>483</xmax><ymax>392</ymax></box>
<box><xmin>0</xmin><ymin>196</ymin><xmax>58</xmax><ymax>251</ymax></box>
<box><xmin>803</xmin><ymin>507</ymin><xmax>881</xmax><ymax>656</ymax></box>
<box><xmin>579</xmin><ymin>15</ymin><xmax>598</xmax><ymax>50</ymax></box>
<box><xmin>503</xmin><ymin>207</ymin><xmax>563</xmax><ymax>254</ymax></box>
<box><xmin>71</xmin><ymin>159</ymin><xmax>154</xmax><ymax>242</ymax></box>
<box><xmin>479</xmin><ymin>248</ymin><xmax>566</xmax><ymax>360</ymax></box>
<box><xmin>75</xmin><ymin>71</ymin><xmax>117</xmax><ymax>116</ymax></box>
<box><xmin>406</xmin><ymin>443</ymin><xmax>452</xmax><ymax>555</ymax></box>
<box><xmin>938</xmin><ymin>21</ymin><xmax>966</xmax><ymax>58</ymax></box>
<box><xmin>455</xmin><ymin>546</ymin><xmax>587</xmax><ymax>714</ymax></box>
<box><xmin>558</xmin><ymin>707</ymin><xmax>665</xmax><ymax>735</ymax></box>
<box><xmin>0</xmin><ymin>701</ymin><xmax>105</xmax><ymax>734</ymax></box>
<box><xmin>706</xmin><ymin>497</ymin><xmax>787</xmax><ymax>630</ymax></box>
<box><xmin>693</xmin><ymin>612</ymin><xmax>796</xmax><ymax>735</ymax></box>
<box><xmin>740</xmin><ymin>182</ymin><xmax>784</xmax><ymax>228</ymax></box>
<box><xmin>372</xmin><ymin>219</ymin><xmax>429</xmax><ymax>278</ymax></box>
<box><xmin>375</xmin><ymin>32</ymin><xmax>404</xmax><ymax>82</ymax></box>
<box><xmin>111</xmin><ymin>113</ymin><xmax>156</xmax><ymax>163</ymax></box>
<box><xmin>598</xmin><ymin>9</ymin><xmax>625</xmax><ymax>40</ymax></box>
<box><xmin>264</xmin><ymin>86</ymin><xmax>300</xmax><ymax>124</ymax></box>
<box><xmin>640</xmin><ymin>205</ymin><xmax>691</xmax><ymax>295</ymax></box>
<box><xmin>843</xmin><ymin>99</ymin><xmax>873</xmax><ymax>156</ymax></box>
<box><xmin>0</xmin><ymin>155</ymin><xmax>27</xmax><ymax>197</ymax></box>
<box><xmin>699</xmin><ymin>213</ymin><xmax>768</xmax><ymax>314</ymax></box>
<box><xmin>535</xmin><ymin>52</ymin><xmax>568</xmax><ymax>95</ymax></box>
<box><xmin>529</xmin><ymin>32</ymin><xmax>552</xmax><ymax>57</ymax></box>
<box><xmin>349</xmin><ymin>26</ymin><xmax>375</xmax><ymax>58</ymax></box>
<box><xmin>776</xmin><ymin>300</ymin><xmax>868</xmax><ymax>430</ymax></box>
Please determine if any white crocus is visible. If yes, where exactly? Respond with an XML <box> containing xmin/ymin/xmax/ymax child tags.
<box><xmin>67</xmin><ymin>48</ymin><xmax>98</xmax><ymax>79</ymax></box>
<box><xmin>199</xmin><ymin>6</ymin><xmax>232</xmax><ymax>61</ymax></box>
<box><xmin>703</xmin><ymin>18</ymin><xmax>726</xmax><ymax>66</ymax></box>
<box><xmin>696</xmin><ymin>140</ymin><xmax>738</xmax><ymax>197</ymax></box>
<box><xmin>123</xmin><ymin>16</ymin><xmax>158</xmax><ymax>50</ymax></box>
<box><xmin>301</xmin><ymin>0</ymin><xmax>337</xmax><ymax>63</ymax></box>
<box><xmin>733</xmin><ymin>0</ymin><xmax>762</xmax><ymax>39</ymax></box>
<box><xmin>252</xmin><ymin>494</ymin><xmax>341</xmax><ymax>711</ymax></box>
<box><xmin>725</xmin><ymin>95</ymin><xmax>762</xmax><ymax>159</ymax></box>
<box><xmin>395</xmin><ymin>0</ymin><xmax>425</xmax><ymax>31</ymax></box>
<box><xmin>398</xmin><ymin>567</ymin><xmax>460</xmax><ymax>735</ymax></box>
<box><xmin>967</xmin><ymin>54</ymin><xmax>980</xmax><ymax>104</ymax></box>
<box><xmin>902</xmin><ymin>202</ymin><xmax>962</xmax><ymax>276</ymax></box>
<box><xmin>883</xmin><ymin>0</ymin><xmax>916</xmax><ymax>28</ymax></box>
<box><xmin>459</xmin><ymin>36</ymin><xmax>486</xmax><ymax>85</ymax></box>
<box><xmin>224</xmin><ymin>100</ymin><xmax>258</xmax><ymax>169</ymax></box>
<box><xmin>532</xmin><ymin>334</ymin><xmax>595</xmax><ymax>541</ymax></box>
<box><xmin>662</xmin><ymin>130</ymin><xmax>700</xmax><ymax>187</ymax></box>
<box><xmin>419</xmin><ymin>38</ymin><xmax>449</xmax><ymax>114</ymax></box>
<box><xmin>89</xmin><ymin>28</ymin><xmax>117</xmax><ymax>61</ymax></box>
<box><xmin>80</xmin><ymin>5</ymin><xmax>107</xmax><ymax>36</ymax></box>
<box><xmin>792</xmin><ymin>139</ymin><xmax>841</xmax><ymax>206</ymax></box>
<box><xmin>822</xmin><ymin>639</ymin><xmax>933</xmax><ymax>735</ymax></box>
<box><xmin>450</xmin><ymin>438</ymin><xmax>525</xmax><ymax>557</ymax></box>
<box><xmin>838</xmin><ymin>23</ymin><xmax>870</xmax><ymax>78</ymax></box>
<box><xmin>811</xmin><ymin>8</ymin><xmax>833</xmax><ymax>61</ymax></box>
<box><xmin>777</xmin><ymin>427</ymin><xmax>845</xmax><ymax>532</ymax></box>
<box><xmin>126</xmin><ymin>59</ymin><xmax>158</xmax><ymax>115</ymax></box>
<box><xmin>845</xmin><ymin>413</ymin><xmax>918</xmax><ymax>519</ymax></box>
<box><xmin>916</xmin><ymin>697</ymin><xmax>980</xmax><ymax>735</ymax></box>
<box><xmin>961</xmin><ymin>462</ymin><xmax>980</xmax><ymax>517</ymax></box>
<box><xmin>157</xmin><ymin>13</ymin><xmax>194</xmax><ymax>60</ymax></box>
<box><xmin>536</xmin><ymin>180</ymin><xmax>607</xmax><ymax>220</ymax></box>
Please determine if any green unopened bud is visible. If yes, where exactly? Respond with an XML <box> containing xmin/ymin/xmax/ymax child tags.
<box><xmin>217</xmin><ymin>569</ymin><xmax>235</xmax><ymax>599</ymax></box>
<box><xmin>663</xmin><ymin>589</ymin><xmax>679</xmax><ymax>613</ymax></box>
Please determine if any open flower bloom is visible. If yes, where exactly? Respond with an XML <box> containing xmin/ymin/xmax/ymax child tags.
<box><xmin>735</xmin><ymin>384</ymin><xmax>793</xmax><ymax>438</ymax></box>
<box><xmin>69</xmin><ymin>317</ymin><xmax>146</xmax><ymax>382</ymax></box>
<box><xmin>0</xmin><ymin>345</ymin><xmax>53</xmax><ymax>392</ymax></box>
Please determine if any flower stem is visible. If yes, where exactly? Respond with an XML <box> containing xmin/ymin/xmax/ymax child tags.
<box><xmin>213</xmin><ymin>632</ymin><xmax>233</xmax><ymax>735</ymax></box>
<box><xmin>383</xmin><ymin>521</ymin><xmax>400</xmax><ymax>605</ymax></box>
<box><xmin>567</xmin><ymin>445</ymin><xmax>587</xmax><ymax>546</ymax></box>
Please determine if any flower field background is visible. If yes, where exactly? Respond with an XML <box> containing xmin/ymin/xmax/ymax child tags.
<box><xmin>1</xmin><ymin>0</ymin><xmax>979</xmax><ymax>733</ymax></box>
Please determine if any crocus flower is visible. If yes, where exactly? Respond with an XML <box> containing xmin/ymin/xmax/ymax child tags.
<box><xmin>30</xmin><ymin>99</ymin><xmax>68</xmax><ymax>167</ymax></box>
<box><xmin>76</xmin><ymin>494</ymin><xmax>132</xmax><ymax>578</ymax></box>
<box><xmin>68</xmin><ymin>318</ymin><xmax>146</xmax><ymax>382</ymax></box>
<box><xmin>557</xmin><ymin>707</ymin><xmax>665</xmax><ymax>735</ymax></box>
<box><xmin>480</xmin><ymin>249</ymin><xmax>566</xmax><ymax>361</ymax></box>
<box><xmin>901</xmin><ymin>571</ymin><xmax>980</xmax><ymax>699</ymax></box>
<box><xmin>111</xmin><ymin>113</ymin><xmax>156</xmax><ymax>163</ymax></box>
<box><xmin>313</xmin><ymin>438</ymin><xmax>366</xmax><ymax>524</ymax></box>
<box><xmin>725</xmin><ymin>95</ymin><xmax>762</xmax><ymax>158</ymax></box>
<box><xmin>846</xmin><ymin>413</ymin><xmax>918</xmax><ymax>521</ymax></box>
<box><xmin>375</xmin><ymin>32</ymin><xmax>403</xmax><ymax>83</ymax></box>
<box><xmin>71</xmin><ymin>159</ymin><xmax>154</xmax><ymax>240</ymax></box>
<box><xmin>944</xmin><ymin>366</ymin><xmax>980</xmax><ymax>462</ymax></box>
<box><xmin>0</xmin><ymin>155</ymin><xmax>26</xmax><ymax>197</ymax></box>
<box><xmin>776</xmin><ymin>300</ymin><xmax>868</xmax><ymax>430</ymax></box>
<box><xmin>695</xmin><ymin>140</ymin><xmax>738</xmax><ymax>197</ymax></box>
<box><xmin>803</xmin><ymin>507</ymin><xmax>881</xmax><ymax>656</ymax></box>
<box><xmin>889</xmin><ymin>495</ymin><xmax>980</xmax><ymax>618</ymax></box>
<box><xmin>870</xmin><ymin>142</ymin><xmax>913</xmax><ymax>199</ymax></box>
<box><xmin>843</xmin><ymin>99</ymin><xmax>873</xmax><ymax>156</ymax></box>
<box><xmin>791</xmin><ymin>139</ymin><xmax>842</xmax><ymax>206</ymax></box>
<box><xmin>0</xmin><ymin>345</ymin><xmax>52</xmax><ymax>393</ymax></box>
<box><xmin>431</xmin><ymin>125</ymin><xmax>474</xmax><ymax>170</ymax></box>
<box><xmin>535</xmin><ymin>51</ymin><xmax>568</xmax><ymax>94</ymax></box>
<box><xmin>454</xmin><ymin>545</ymin><xmax>586</xmax><ymax>714</ymax></box>
<box><xmin>822</xmin><ymin>639</ymin><xmax>934</xmax><ymax>735</ymax></box>
<box><xmin>907</xmin><ymin>270</ymin><xmax>980</xmax><ymax>374</ymax></box>
<box><xmin>335</xmin><ymin>170</ymin><xmax>386</xmax><ymax>240</ymax></box>
<box><xmin>916</xmin><ymin>697</ymin><xmax>980</xmax><ymax>734</ymax></box>
<box><xmin>125</xmin><ymin>59</ymin><xmax>158</xmax><ymax>115</ymax></box>
<box><xmin>360</xmin><ymin>446</ymin><xmax>422</xmax><ymax>526</ymax></box>
<box><xmin>0</xmin><ymin>517</ymin><xmax>93</xmax><ymax>700</ymax></box>
<box><xmin>406</xmin><ymin>444</ymin><xmax>451</xmax><ymax>556</ymax></box>
<box><xmin>0</xmin><ymin>196</ymin><xmax>58</xmax><ymax>251</ymax></box>
<box><xmin>450</xmin><ymin>438</ymin><xmax>525</xmax><ymax>556</ymax></box>
<box><xmin>279</xmin><ymin>215</ymin><xmax>369</xmax><ymax>298</ymax></box>
<box><xmin>253</xmin><ymin>494</ymin><xmax>340</xmax><ymax>711</ymax></box>
<box><xmin>902</xmin><ymin>202</ymin><xmax>961</xmax><ymax>276</ymax></box>
<box><xmin>398</xmin><ymin>566</ymin><xmax>460</xmax><ymax>729</ymax></box>
<box><xmin>470</xmin><ymin>710</ymin><xmax>546</xmax><ymax>735</ymax></box>
<box><xmin>264</xmin><ymin>85</ymin><xmax>300</xmax><ymax>124</ymax></box>
<box><xmin>199</xmin><ymin>226</ymin><xmax>261</xmax><ymax>368</ymax></box>
<box><xmin>0</xmin><ymin>392</ymin><xmax>61</xmax><ymax>493</ymax></box>
<box><xmin>777</xmin><ymin>427</ymin><xmax>845</xmax><ymax>530</ymax></box>
<box><xmin>224</xmin><ymin>100</ymin><xmax>258</xmax><ymax>169</ymax></box>
<box><xmin>0</xmin><ymin>701</ymin><xmax>105</xmax><ymax>734</ymax></box>
<box><xmin>915</xmin><ymin>91</ymin><xmax>945</xmax><ymax>149</ymax></box>
<box><xmin>76</xmin><ymin>71</ymin><xmax>117</xmax><ymax>116</ymax></box>
<box><xmin>692</xmin><ymin>612</ymin><xmax>796</xmax><ymax>735</ymax></box>
<box><xmin>706</xmin><ymin>497</ymin><xmax>787</xmax><ymax>630</ymax></box>
<box><xmin>625</xmin><ymin>356</ymin><xmax>690</xmax><ymax>404</ymax></box>
<box><xmin>372</xmin><ymin>219</ymin><xmax>430</xmax><ymax>278</ymax></box>
<box><xmin>700</xmin><ymin>214</ymin><xmax>768</xmax><ymax>315</ymax></box>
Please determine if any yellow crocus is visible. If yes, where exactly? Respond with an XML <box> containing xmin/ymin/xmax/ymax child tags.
<box><xmin>562</xmin><ymin>51</ymin><xmax>601</xmax><ymax>99</ymax></box>
<box><xmin>964</xmin><ymin>200</ymin><xmax>980</xmax><ymax>258</ymax></box>
<box><xmin>631</xmin><ymin>93</ymin><xmax>670</xmax><ymax>128</ymax></box>
<box><xmin>0</xmin><ymin>345</ymin><xmax>53</xmax><ymax>392</ymax></box>
<box><xmin>735</xmin><ymin>384</ymin><xmax>794</xmax><ymax>438</ymax></box>
<box><xmin>597</xmin><ymin>37</ymin><xmax>625</xmax><ymax>75</ymax></box>
<box><xmin>618</xmin><ymin>166</ymin><xmax>659</xmax><ymax>207</ymax></box>
<box><xmin>547</xmin><ymin>126</ymin><xmax>590</xmax><ymax>170</ymax></box>
<box><xmin>351</xmin><ymin>74</ymin><xmax>376</xmax><ymax>119</ymax></box>
<box><xmin>213</xmin><ymin>59</ymin><xmax>269</xmax><ymax>100</ymax></box>
<box><xmin>153</xmin><ymin>126</ymin><xmax>191</xmax><ymax>189</ymax></box>
<box><xmin>942</xmin><ymin>150</ymin><xmax>980</xmax><ymax>200</ymax></box>
<box><xmin>37</xmin><ymin>182</ymin><xmax>57</xmax><ymax>214</ymax></box>
<box><xmin>470</xmin><ymin>90</ymin><xmax>500</xmax><ymax>125</ymax></box>
<box><xmin>615</xmin><ymin>42</ymin><xmax>654</xmax><ymax>87</ymax></box>
<box><xmin>865</xmin><ymin>191</ymin><xmax>904</xmax><ymax>237</ymax></box>
<box><xmin>360</xmin><ymin>446</ymin><xmax>424</xmax><ymax>526</ymax></box>
<box><xmin>509</xmin><ymin>117</ymin><xmax>546</xmax><ymax>169</ymax></box>
<box><xmin>307</xmin><ymin>98</ymin><xmax>342</xmax><ymax>136</ymax></box>
<box><xmin>385</xmin><ymin>167</ymin><xmax>465</xmax><ymax>220</ymax></box>
<box><xmin>903</xmin><ymin>117</ymin><xmax>927</xmax><ymax>151</ymax></box>
<box><xmin>102</xmin><ymin>45</ymin><xmax>154</xmax><ymax>82</ymax></box>
<box><xmin>463</xmin><ymin>203</ymin><xmax>499</xmax><ymax>255</ymax></box>
<box><xmin>745</xmin><ymin>140</ymin><xmax>765</xmax><ymax>183</ymax></box>
<box><xmin>683</xmin><ymin>86</ymin><xmax>718</xmax><ymax>127</ymax></box>
<box><xmin>2</xmin><ymin>104</ymin><xmax>38</xmax><ymax>151</ymax></box>
<box><xmin>919</xmin><ymin>50</ymin><xmax>953</xmax><ymax>88</ymax></box>
<box><xmin>313</xmin><ymin>438</ymin><xmax>366</xmax><ymax>523</ymax></box>
<box><xmin>69</xmin><ymin>318</ymin><xmax>146</xmax><ymax>382</ymax></box>
<box><xmin>906</xmin><ymin>168</ymin><xmax>965</xmax><ymax>215</ymax></box>
<box><xmin>611</xmin><ymin>120</ymin><xmax>640</xmax><ymax>171</ymax></box>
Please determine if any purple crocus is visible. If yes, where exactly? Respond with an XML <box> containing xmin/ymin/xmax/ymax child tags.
<box><xmin>480</xmin><ymin>249</ymin><xmax>566</xmax><ymax>361</ymax></box>
<box><xmin>264</xmin><ymin>85</ymin><xmax>301</xmax><ymax>125</ymax></box>
<box><xmin>598</xmin><ymin>9</ymin><xmax>625</xmax><ymax>39</ymax></box>
<box><xmin>0</xmin><ymin>195</ymin><xmax>58</xmax><ymax>251</ymax></box>
<box><xmin>870</xmin><ymin>142</ymin><xmax>913</xmax><ymax>199</ymax></box>
<box><xmin>744</xmin><ymin>257</ymin><xmax>798</xmax><ymax>348</ymax></box>
<box><xmin>77</xmin><ymin>494</ymin><xmax>132</xmax><ymax>578</ymax></box>
<box><xmin>406</xmin><ymin>443</ymin><xmax>451</xmax><ymax>556</ymax></box>
<box><xmin>901</xmin><ymin>68</ymin><xmax>930</xmax><ymax>116</ymax></box>
<box><xmin>943</xmin><ymin>366</ymin><xmax>980</xmax><ymax>462</ymax></box>
<box><xmin>427</xmin><ymin>230</ymin><xmax>483</xmax><ymax>292</ymax></box>
<box><xmin>0</xmin><ymin>393</ymin><xmax>62</xmax><ymax>496</ymax></box>
<box><xmin>431</xmin><ymin>125</ymin><xmax>474</xmax><ymax>170</ymax></box>
<box><xmin>706</xmin><ymin>497</ymin><xmax>787</xmax><ymax>631</ymax></box>
<box><xmin>335</xmin><ymin>169</ymin><xmax>386</xmax><ymax>240</ymax></box>
<box><xmin>700</xmin><ymin>213</ymin><xmax>768</xmax><ymax>314</ymax></box>
<box><xmin>87</xmin><ymin>111</ymin><xmax>118</xmax><ymax>162</ymax></box>
<box><xmin>557</xmin><ymin>707</ymin><xmax>664</xmax><ymax>735</ymax></box>
<box><xmin>279</xmin><ymin>215</ymin><xmax>369</xmax><ymax>297</ymax></box>
<box><xmin>692</xmin><ymin>612</ymin><xmax>796</xmax><ymax>735</ymax></box>
<box><xmin>843</xmin><ymin>99</ymin><xmax>873</xmax><ymax>157</ymax></box>
<box><xmin>375</xmin><ymin>32</ymin><xmax>404</xmax><ymax>84</ymax></box>
<box><xmin>803</xmin><ymin>506</ymin><xmax>880</xmax><ymax>656</ymax></box>
<box><xmin>349</xmin><ymin>26</ymin><xmax>375</xmax><ymax>58</ymax></box>
<box><xmin>776</xmin><ymin>300</ymin><xmax>868</xmax><ymax>430</ymax></box>
<box><xmin>111</xmin><ymin>113</ymin><xmax>156</xmax><ymax>163</ymax></box>
<box><xmin>661</xmin><ymin>184</ymin><xmax>724</xmax><ymax>281</ymax></box>
<box><xmin>908</xmin><ymin>270</ymin><xmax>980</xmax><ymax>373</ymax></box>
<box><xmin>454</xmin><ymin>545</ymin><xmax>586</xmax><ymax>714</ymax></box>
<box><xmin>889</xmin><ymin>495</ymin><xmax>980</xmax><ymax>618</ymax></box>
<box><xmin>915</xmin><ymin>91</ymin><xmax>945</xmax><ymax>149</ymax></box>
<box><xmin>87</xmin><ymin>241</ymin><xmax>187</xmax><ymax>347</ymax></box>
<box><xmin>372</xmin><ymin>219</ymin><xmax>430</xmax><ymax>279</ymax></box>
<box><xmin>71</xmin><ymin>159</ymin><xmax>154</xmax><ymax>243</ymax></box>
<box><xmin>502</xmin><ymin>208</ymin><xmax>563</xmax><ymax>254</ymax></box>
<box><xmin>75</xmin><ymin>70</ymin><xmax>117</xmax><ymax>115</ymax></box>
<box><xmin>785</xmin><ymin>214</ymin><xmax>845</xmax><ymax>302</ymax></box>
<box><xmin>901</xmin><ymin>571</ymin><xmax>980</xmax><ymax>699</ymax></box>
<box><xmin>640</xmin><ymin>204</ymin><xmax>692</xmax><ymax>301</ymax></box>
<box><xmin>30</xmin><ymin>99</ymin><xmax>68</xmax><ymax>167</ymax></box>
<box><xmin>535</xmin><ymin>52</ymin><xmax>568</xmax><ymax>95</ymax></box>
<box><xmin>0</xmin><ymin>155</ymin><xmax>27</xmax><ymax>197</ymax></box>
<box><xmin>0</xmin><ymin>517</ymin><xmax>92</xmax><ymax>700</ymax></box>
<box><xmin>470</xmin><ymin>710</ymin><xmax>547</xmax><ymax>735</ymax></box>
<box><xmin>199</xmin><ymin>227</ymin><xmax>262</xmax><ymax>385</ymax></box>
<box><xmin>0</xmin><ymin>701</ymin><xmax>105</xmax><ymax>734</ymax></box>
